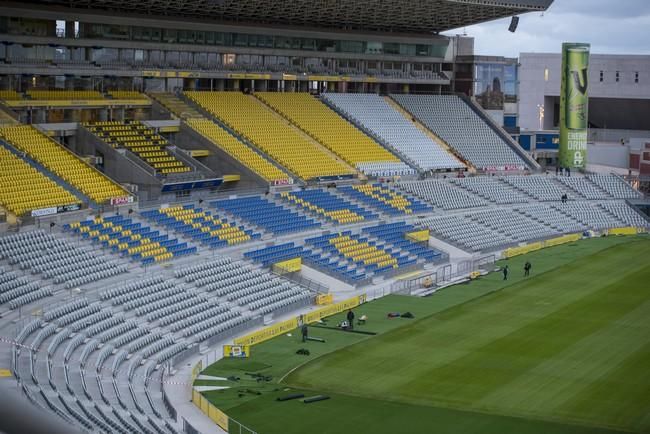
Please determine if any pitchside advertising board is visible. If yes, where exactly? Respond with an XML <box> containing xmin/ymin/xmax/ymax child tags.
<box><xmin>559</xmin><ymin>42</ymin><xmax>590</xmax><ymax>170</ymax></box>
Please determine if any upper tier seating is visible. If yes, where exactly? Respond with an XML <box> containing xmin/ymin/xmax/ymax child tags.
<box><xmin>255</xmin><ymin>92</ymin><xmax>413</xmax><ymax>176</ymax></box>
<box><xmin>26</xmin><ymin>90</ymin><xmax>104</xmax><ymax>100</ymax></box>
<box><xmin>338</xmin><ymin>184</ymin><xmax>431</xmax><ymax>215</ymax></box>
<box><xmin>185</xmin><ymin>91</ymin><xmax>355</xmax><ymax>180</ymax></box>
<box><xmin>0</xmin><ymin>125</ymin><xmax>129</xmax><ymax>204</ymax></box>
<box><xmin>141</xmin><ymin>204</ymin><xmax>260</xmax><ymax>248</ymax></box>
<box><xmin>321</xmin><ymin>93</ymin><xmax>464</xmax><ymax>172</ymax></box>
<box><xmin>213</xmin><ymin>196</ymin><xmax>321</xmax><ymax>235</ymax></box>
<box><xmin>587</xmin><ymin>174</ymin><xmax>642</xmax><ymax>199</ymax></box>
<box><xmin>396</xmin><ymin>179</ymin><xmax>488</xmax><ymax>210</ymax></box>
<box><xmin>0</xmin><ymin>90</ymin><xmax>22</xmax><ymax>100</ymax></box>
<box><xmin>106</xmin><ymin>91</ymin><xmax>148</xmax><ymax>100</ymax></box>
<box><xmin>186</xmin><ymin>118</ymin><xmax>290</xmax><ymax>182</ymax></box>
<box><xmin>452</xmin><ymin>176</ymin><xmax>530</xmax><ymax>204</ymax></box>
<box><xmin>85</xmin><ymin>121</ymin><xmax>192</xmax><ymax>175</ymax></box>
<box><xmin>278</xmin><ymin>189</ymin><xmax>377</xmax><ymax>224</ymax></box>
<box><xmin>391</xmin><ymin>94</ymin><xmax>528</xmax><ymax>169</ymax></box>
<box><xmin>64</xmin><ymin>215</ymin><xmax>196</xmax><ymax>264</ymax></box>
<box><xmin>148</xmin><ymin>92</ymin><xmax>204</xmax><ymax>119</ymax></box>
<box><xmin>0</xmin><ymin>145</ymin><xmax>80</xmax><ymax>216</ymax></box>
<box><xmin>362</xmin><ymin>222</ymin><xmax>443</xmax><ymax>262</ymax></box>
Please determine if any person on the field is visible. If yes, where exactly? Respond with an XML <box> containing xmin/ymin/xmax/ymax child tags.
<box><xmin>301</xmin><ymin>324</ymin><xmax>309</xmax><ymax>342</ymax></box>
<box><xmin>524</xmin><ymin>261</ymin><xmax>531</xmax><ymax>277</ymax></box>
<box><xmin>346</xmin><ymin>309</ymin><xmax>355</xmax><ymax>330</ymax></box>
<box><xmin>503</xmin><ymin>265</ymin><xmax>509</xmax><ymax>280</ymax></box>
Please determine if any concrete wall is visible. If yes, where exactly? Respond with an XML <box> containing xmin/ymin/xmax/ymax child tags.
<box><xmin>586</xmin><ymin>143</ymin><xmax>629</xmax><ymax>169</ymax></box>
<box><xmin>519</xmin><ymin>53</ymin><xmax>650</xmax><ymax>132</ymax></box>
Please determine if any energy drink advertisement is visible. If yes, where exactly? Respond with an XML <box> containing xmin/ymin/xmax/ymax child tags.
<box><xmin>559</xmin><ymin>43</ymin><xmax>590</xmax><ymax>169</ymax></box>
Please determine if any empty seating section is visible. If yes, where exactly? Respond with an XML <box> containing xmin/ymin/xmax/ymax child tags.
<box><xmin>85</xmin><ymin>121</ymin><xmax>192</xmax><ymax>174</ymax></box>
<box><xmin>106</xmin><ymin>91</ymin><xmax>148</xmax><ymax>99</ymax></box>
<box><xmin>0</xmin><ymin>269</ymin><xmax>52</xmax><ymax>309</ymax></box>
<box><xmin>177</xmin><ymin>257</ymin><xmax>313</xmax><ymax>316</ymax></box>
<box><xmin>186</xmin><ymin>118</ymin><xmax>289</xmax><ymax>182</ymax></box>
<box><xmin>278</xmin><ymin>189</ymin><xmax>376</xmax><ymax>224</ymax></box>
<box><xmin>305</xmin><ymin>232</ymin><xmax>415</xmax><ymax>282</ymax></box>
<box><xmin>185</xmin><ymin>91</ymin><xmax>355</xmax><ymax>180</ymax></box>
<box><xmin>0</xmin><ymin>145</ymin><xmax>80</xmax><ymax>216</ymax></box>
<box><xmin>0</xmin><ymin>125</ymin><xmax>129</xmax><ymax>204</ymax></box>
<box><xmin>339</xmin><ymin>184</ymin><xmax>431</xmax><ymax>215</ymax></box>
<box><xmin>469</xmin><ymin>208</ymin><xmax>559</xmax><ymax>241</ymax></box>
<box><xmin>452</xmin><ymin>177</ymin><xmax>530</xmax><ymax>204</ymax></box>
<box><xmin>392</xmin><ymin>94</ymin><xmax>528</xmax><ymax>169</ymax></box>
<box><xmin>516</xmin><ymin>204</ymin><xmax>586</xmax><ymax>233</ymax></box>
<box><xmin>420</xmin><ymin>214</ymin><xmax>513</xmax><ymax>251</ymax></box>
<box><xmin>553</xmin><ymin>201</ymin><xmax>629</xmax><ymax>230</ymax></box>
<box><xmin>397</xmin><ymin>179</ymin><xmax>488</xmax><ymax>210</ymax></box>
<box><xmin>501</xmin><ymin>175</ymin><xmax>571</xmax><ymax>201</ymax></box>
<box><xmin>598</xmin><ymin>201</ymin><xmax>650</xmax><ymax>227</ymax></box>
<box><xmin>64</xmin><ymin>215</ymin><xmax>196</xmax><ymax>264</ymax></box>
<box><xmin>26</xmin><ymin>90</ymin><xmax>104</xmax><ymax>100</ymax></box>
<box><xmin>362</xmin><ymin>222</ymin><xmax>443</xmax><ymax>262</ymax></box>
<box><xmin>213</xmin><ymin>196</ymin><xmax>320</xmax><ymax>234</ymax></box>
<box><xmin>141</xmin><ymin>204</ymin><xmax>259</xmax><ymax>248</ymax></box>
<box><xmin>321</xmin><ymin>93</ymin><xmax>464</xmax><ymax>171</ymax></box>
<box><xmin>554</xmin><ymin>176</ymin><xmax>610</xmax><ymax>199</ymax></box>
<box><xmin>0</xmin><ymin>90</ymin><xmax>22</xmax><ymax>100</ymax></box>
<box><xmin>149</xmin><ymin>92</ymin><xmax>204</xmax><ymax>119</ymax></box>
<box><xmin>244</xmin><ymin>242</ymin><xmax>308</xmax><ymax>267</ymax></box>
<box><xmin>0</xmin><ymin>230</ymin><xmax>127</xmax><ymax>289</ymax></box>
<box><xmin>588</xmin><ymin>174</ymin><xmax>642</xmax><ymax>198</ymax></box>
<box><xmin>255</xmin><ymin>92</ymin><xmax>413</xmax><ymax>176</ymax></box>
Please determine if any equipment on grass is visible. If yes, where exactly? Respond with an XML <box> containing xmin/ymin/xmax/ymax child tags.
<box><xmin>296</xmin><ymin>348</ymin><xmax>310</xmax><ymax>356</ymax></box>
<box><xmin>277</xmin><ymin>393</ymin><xmax>305</xmax><ymax>402</ymax></box>
<box><xmin>306</xmin><ymin>336</ymin><xmax>325</xmax><ymax>343</ymax></box>
<box><xmin>304</xmin><ymin>395</ymin><xmax>330</xmax><ymax>404</ymax></box>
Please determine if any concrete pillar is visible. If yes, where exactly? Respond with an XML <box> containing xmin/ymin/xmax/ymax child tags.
<box><xmin>65</xmin><ymin>21</ymin><xmax>76</xmax><ymax>39</ymax></box>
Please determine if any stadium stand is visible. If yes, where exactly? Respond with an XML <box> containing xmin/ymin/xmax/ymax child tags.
<box><xmin>553</xmin><ymin>175</ymin><xmax>610</xmax><ymax>199</ymax></box>
<box><xmin>396</xmin><ymin>179</ymin><xmax>489</xmax><ymax>210</ymax></box>
<box><xmin>185</xmin><ymin>118</ymin><xmax>291</xmax><ymax>182</ymax></box>
<box><xmin>106</xmin><ymin>90</ymin><xmax>148</xmax><ymax>100</ymax></box>
<box><xmin>338</xmin><ymin>184</ymin><xmax>432</xmax><ymax>215</ymax></box>
<box><xmin>213</xmin><ymin>195</ymin><xmax>321</xmax><ymax>234</ymax></box>
<box><xmin>0</xmin><ymin>125</ymin><xmax>130</xmax><ymax>204</ymax></box>
<box><xmin>391</xmin><ymin>94</ymin><xmax>529</xmax><ymax>169</ymax></box>
<box><xmin>148</xmin><ymin>92</ymin><xmax>204</xmax><ymax>119</ymax></box>
<box><xmin>362</xmin><ymin>222</ymin><xmax>443</xmax><ymax>262</ymax></box>
<box><xmin>598</xmin><ymin>201</ymin><xmax>650</xmax><ymax>227</ymax></box>
<box><xmin>500</xmin><ymin>175</ymin><xmax>572</xmax><ymax>202</ymax></box>
<box><xmin>420</xmin><ymin>214</ymin><xmax>513</xmax><ymax>251</ymax></box>
<box><xmin>185</xmin><ymin>91</ymin><xmax>356</xmax><ymax>180</ymax></box>
<box><xmin>277</xmin><ymin>189</ymin><xmax>377</xmax><ymax>224</ymax></box>
<box><xmin>255</xmin><ymin>92</ymin><xmax>414</xmax><ymax>176</ymax></box>
<box><xmin>451</xmin><ymin>176</ymin><xmax>530</xmax><ymax>204</ymax></box>
<box><xmin>0</xmin><ymin>90</ymin><xmax>22</xmax><ymax>100</ymax></box>
<box><xmin>587</xmin><ymin>174</ymin><xmax>642</xmax><ymax>198</ymax></box>
<box><xmin>244</xmin><ymin>242</ymin><xmax>308</xmax><ymax>267</ymax></box>
<box><xmin>140</xmin><ymin>204</ymin><xmax>260</xmax><ymax>248</ymax></box>
<box><xmin>0</xmin><ymin>145</ymin><xmax>80</xmax><ymax>216</ymax></box>
<box><xmin>321</xmin><ymin>93</ymin><xmax>464</xmax><ymax>172</ymax></box>
<box><xmin>64</xmin><ymin>214</ymin><xmax>197</xmax><ymax>264</ymax></box>
<box><xmin>26</xmin><ymin>90</ymin><xmax>104</xmax><ymax>100</ymax></box>
<box><xmin>85</xmin><ymin>121</ymin><xmax>193</xmax><ymax>175</ymax></box>
<box><xmin>0</xmin><ymin>230</ymin><xmax>128</xmax><ymax>288</ymax></box>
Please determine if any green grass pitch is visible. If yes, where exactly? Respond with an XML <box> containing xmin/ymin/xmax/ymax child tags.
<box><xmin>199</xmin><ymin>236</ymin><xmax>650</xmax><ymax>434</ymax></box>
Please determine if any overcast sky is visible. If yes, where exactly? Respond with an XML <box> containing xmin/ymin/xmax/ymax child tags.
<box><xmin>443</xmin><ymin>0</ymin><xmax>650</xmax><ymax>58</ymax></box>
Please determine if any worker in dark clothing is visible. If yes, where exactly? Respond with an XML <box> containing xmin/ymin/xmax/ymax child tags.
<box><xmin>346</xmin><ymin>310</ymin><xmax>355</xmax><ymax>330</ymax></box>
<box><xmin>301</xmin><ymin>324</ymin><xmax>309</xmax><ymax>342</ymax></box>
<box><xmin>503</xmin><ymin>265</ymin><xmax>509</xmax><ymax>281</ymax></box>
<box><xmin>524</xmin><ymin>261</ymin><xmax>532</xmax><ymax>277</ymax></box>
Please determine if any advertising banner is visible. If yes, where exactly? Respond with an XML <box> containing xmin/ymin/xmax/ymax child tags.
<box><xmin>559</xmin><ymin>43</ymin><xmax>590</xmax><ymax>169</ymax></box>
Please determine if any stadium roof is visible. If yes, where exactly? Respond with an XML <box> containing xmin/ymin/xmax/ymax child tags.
<box><xmin>20</xmin><ymin>0</ymin><xmax>554</xmax><ymax>34</ymax></box>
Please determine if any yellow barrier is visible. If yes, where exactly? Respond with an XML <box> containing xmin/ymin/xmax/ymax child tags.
<box><xmin>608</xmin><ymin>227</ymin><xmax>644</xmax><ymax>236</ymax></box>
<box><xmin>544</xmin><ymin>233</ymin><xmax>581</xmax><ymax>248</ymax></box>
<box><xmin>191</xmin><ymin>360</ymin><xmax>203</xmax><ymax>382</ymax></box>
<box><xmin>303</xmin><ymin>294</ymin><xmax>367</xmax><ymax>324</ymax></box>
<box><xmin>316</xmin><ymin>293</ymin><xmax>334</xmax><ymax>305</ymax></box>
<box><xmin>233</xmin><ymin>317</ymin><xmax>299</xmax><ymax>347</ymax></box>
<box><xmin>223</xmin><ymin>345</ymin><xmax>251</xmax><ymax>358</ymax></box>
<box><xmin>192</xmin><ymin>389</ymin><xmax>229</xmax><ymax>431</ymax></box>
<box><xmin>6</xmin><ymin>99</ymin><xmax>150</xmax><ymax>108</ymax></box>
<box><xmin>503</xmin><ymin>241</ymin><xmax>544</xmax><ymax>259</ymax></box>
